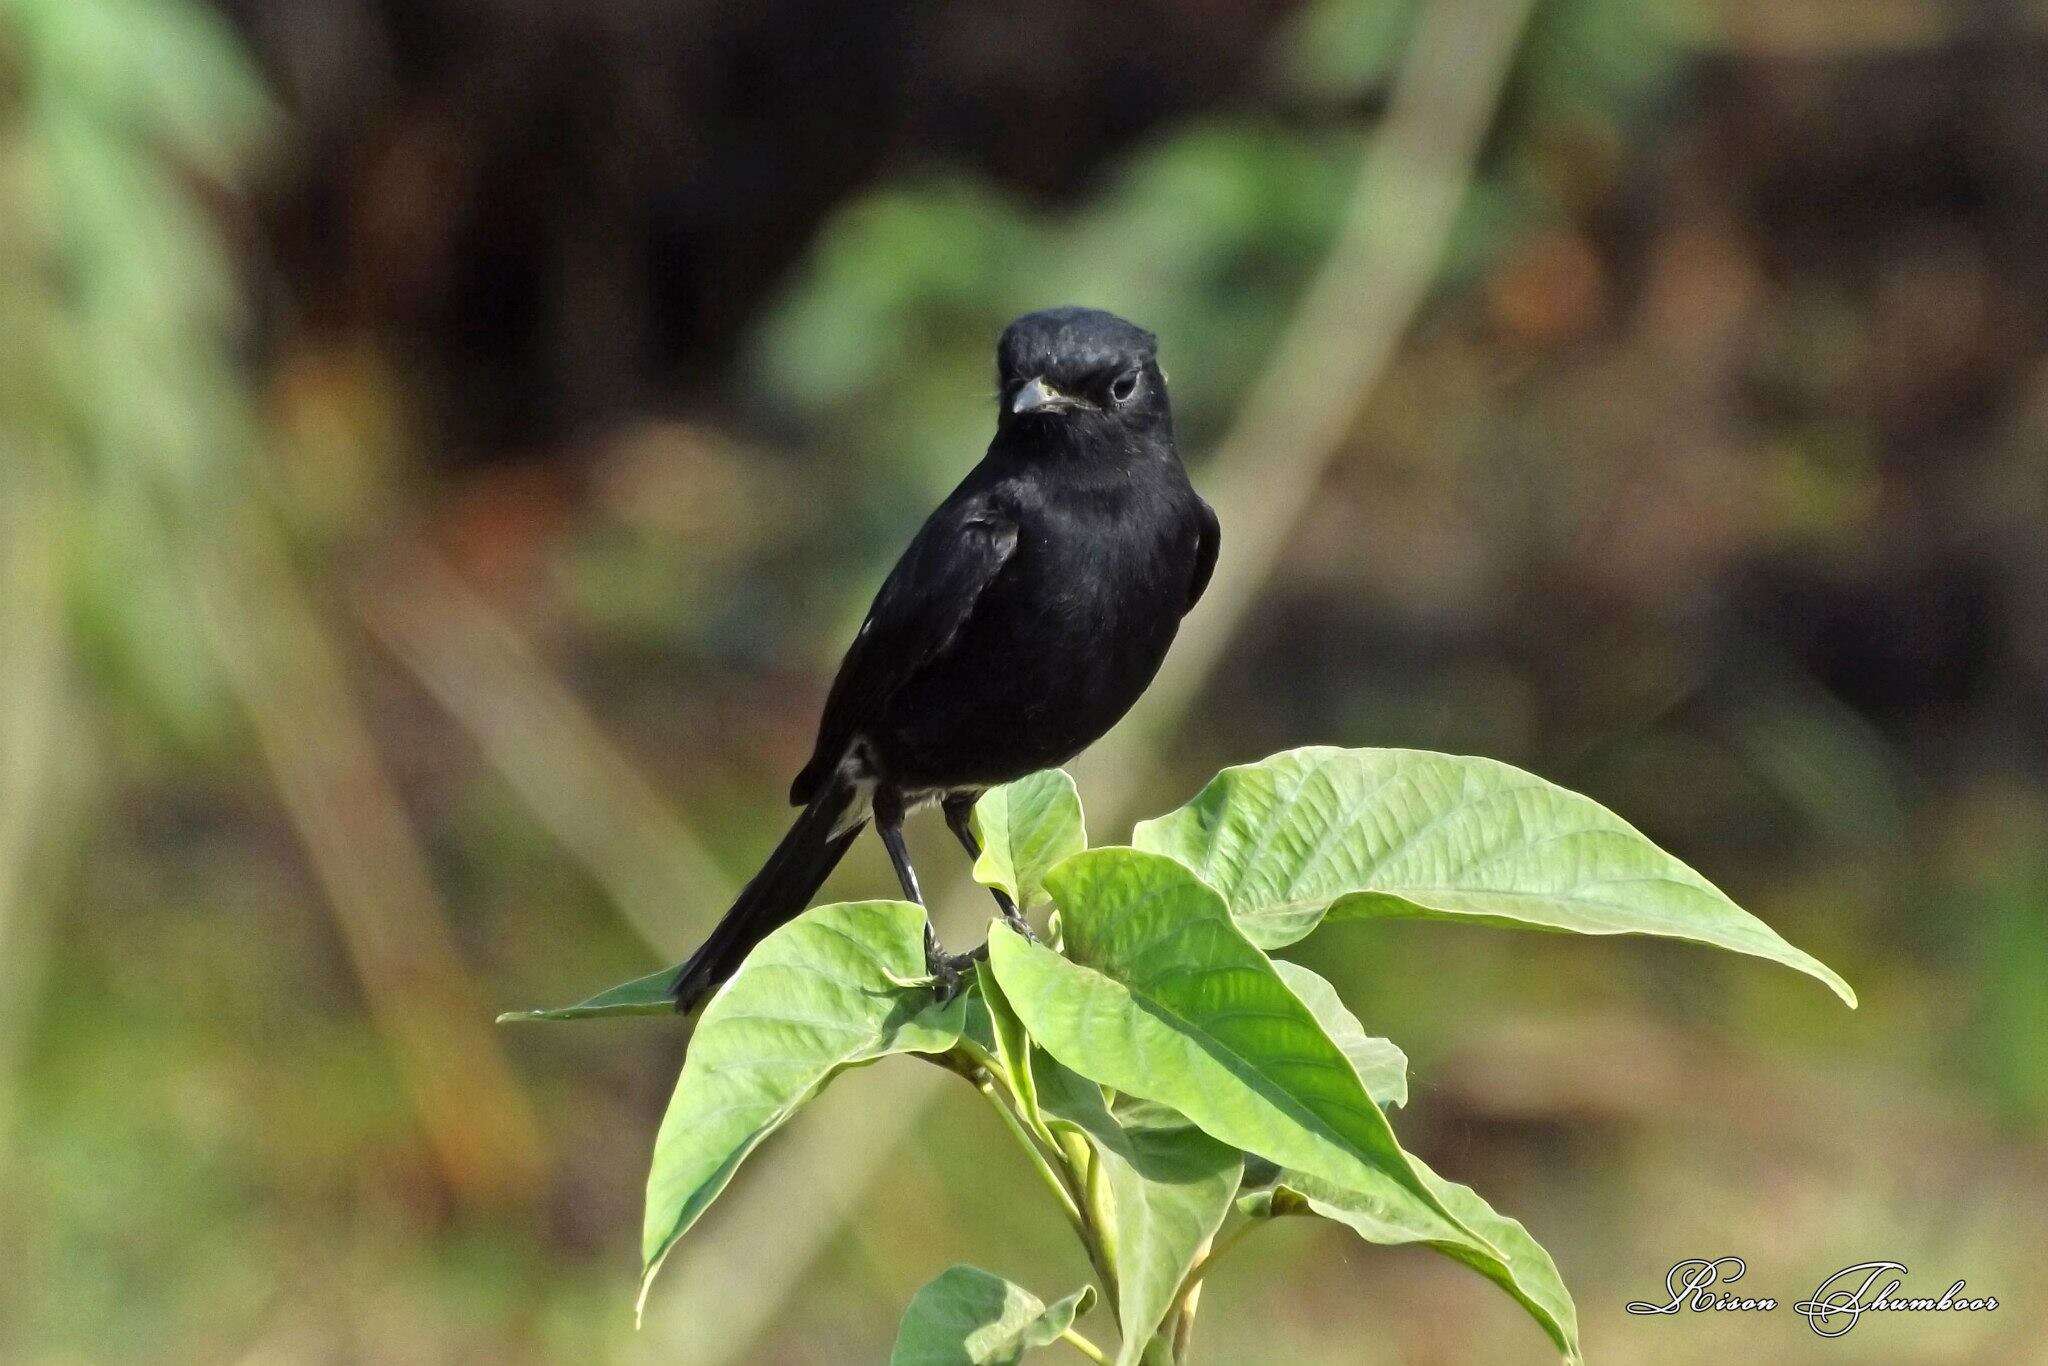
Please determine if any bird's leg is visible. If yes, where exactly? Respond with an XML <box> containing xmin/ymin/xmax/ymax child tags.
<box><xmin>875</xmin><ymin>789</ymin><xmax>972</xmax><ymax>1000</ymax></box>
<box><xmin>876</xmin><ymin>803</ymin><xmax>924</xmax><ymax>907</ymax></box>
<box><xmin>942</xmin><ymin>793</ymin><xmax>1036</xmax><ymax>942</ymax></box>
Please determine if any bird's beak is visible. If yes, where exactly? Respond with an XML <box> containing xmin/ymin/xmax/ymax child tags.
<box><xmin>1012</xmin><ymin>376</ymin><xmax>1083</xmax><ymax>415</ymax></box>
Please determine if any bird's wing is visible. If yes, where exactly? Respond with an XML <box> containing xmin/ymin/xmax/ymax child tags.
<box><xmin>1185</xmin><ymin>494</ymin><xmax>1220</xmax><ymax>615</ymax></box>
<box><xmin>791</xmin><ymin>490</ymin><xmax>1020</xmax><ymax>804</ymax></box>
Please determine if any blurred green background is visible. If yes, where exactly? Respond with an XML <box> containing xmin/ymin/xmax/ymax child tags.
<box><xmin>3</xmin><ymin>0</ymin><xmax>2045</xmax><ymax>1360</ymax></box>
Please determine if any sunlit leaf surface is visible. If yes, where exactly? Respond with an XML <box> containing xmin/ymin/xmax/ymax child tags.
<box><xmin>639</xmin><ymin>901</ymin><xmax>964</xmax><ymax>1316</ymax></box>
<box><xmin>1136</xmin><ymin>746</ymin><xmax>1855</xmax><ymax>1006</ymax></box>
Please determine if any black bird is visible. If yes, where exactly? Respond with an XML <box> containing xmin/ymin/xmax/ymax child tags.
<box><xmin>671</xmin><ymin>307</ymin><xmax>1218</xmax><ymax>1010</ymax></box>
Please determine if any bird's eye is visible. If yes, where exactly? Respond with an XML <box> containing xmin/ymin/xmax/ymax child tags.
<box><xmin>1109</xmin><ymin>370</ymin><xmax>1140</xmax><ymax>404</ymax></box>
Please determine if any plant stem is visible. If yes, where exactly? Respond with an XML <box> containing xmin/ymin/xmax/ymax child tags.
<box><xmin>973</xmin><ymin>1074</ymin><xmax>1122</xmax><ymax>1322</ymax></box>
<box><xmin>1160</xmin><ymin>1211</ymin><xmax>1261</xmax><ymax>1362</ymax></box>
<box><xmin>977</xmin><ymin>1076</ymin><xmax>1082</xmax><ymax>1228</ymax></box>
<box><xmin>1060</xmin><ymin>1327</ymin><xmax>1111</xmax><ymax>1364</ymax></box>
<box><xmin>1170</xmin><ymin>1280</ymin><xmax>1203</xmax><ymax>1362</ymax></box>
<box><xmin>1189</xmin><ymin>1215</ymin><xmax>1257</xmax><ymax>1285</ymax></box>
<box><xmin>1083</xmin><ymin>1142</ymin><xmax>1105</xmax><ymax>1244</ymax></box>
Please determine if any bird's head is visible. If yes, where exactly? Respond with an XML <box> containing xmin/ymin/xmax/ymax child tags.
<box><xmin>995</xmin><ymin>307</ymin><xmax>1171</xmax><ymax>443</ymax></box>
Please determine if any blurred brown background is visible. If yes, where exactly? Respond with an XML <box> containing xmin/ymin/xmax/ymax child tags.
<box><xmin>2</xmin><ymin>0</ymin><xmax>2045</xmax><ymax>1361</ymax></box>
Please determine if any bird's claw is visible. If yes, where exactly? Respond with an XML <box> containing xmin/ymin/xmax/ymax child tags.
<box><xmin>1000</xmin><ymin>909</ymin><xmax>1040</xmax><ymax>944</ymax></box>
<box><xmin>923</xmin><ymin>946</ymin><xmax>980</xmax><ymax>1004</ymax></box>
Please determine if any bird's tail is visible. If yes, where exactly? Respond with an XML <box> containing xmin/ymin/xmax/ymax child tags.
<box><xmin>670</xmin><ymin>781</ymin><xmax>865</xmax><ymax>1013</ymax></box>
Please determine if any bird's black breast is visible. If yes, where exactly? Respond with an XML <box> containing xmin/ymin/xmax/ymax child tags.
<box><xmin>872</xmin><ymin>465</ymin><xmax>1203</xmax><ymax>791</ymax></box>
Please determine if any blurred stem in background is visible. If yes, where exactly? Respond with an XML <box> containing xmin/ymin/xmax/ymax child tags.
<box><xmin>355</xmin><ymin>541</ymin><xmax>732</xmax><ymax>962</ymax></box>
<box><xmin>195</xmin><ymin>513</ymin><xmax>548</xmax><ymax>1203</ymax></box>
<box><xmin>1090</xmin><ymin>0</ymin><xmax>1542</xmax><ymax>760</ymax></box>
<box><xmin>0</xmin><ymin>0</ymin><xmax>543</xmax><ymax>1204</ymax></box>
<box><xmin>0</xmin><ymin>460</ymin><xmax>68</xmax><ymax>1141</ymax></box>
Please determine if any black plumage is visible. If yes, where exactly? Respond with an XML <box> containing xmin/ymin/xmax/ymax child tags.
<box><xmin>672</xmin><ymin>307</ymin><xmax>1218</xmax><ymax>1010</ymax></box>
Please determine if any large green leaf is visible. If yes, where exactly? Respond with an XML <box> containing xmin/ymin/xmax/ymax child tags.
<box><xmin>1271</xmin><ymin>959</ymin><xmax>1408</xmax><ymax>1108</ymax></box>
<box><xmin>1241</xmin><ymin>1156</ymin><xmax>1582</xmax><ymax>1364</ymax></box>
<box><xmin>890</xmin><ymin>1266</ymin><xmax>1094</xmax><ymax>1366</ymax></box>
<box><xmin>498</xmin><ymin>963</ymin><xmax>679</xmax><ymax>1022</ymax></box>
<box><xmin>973</xmin><ymin>769</ymin><xmax>1087</xmax><ymax>910</ymax></box>
<box><xmin>1135</xmin><ymin>746</ymin><xmax>1855</xmax><ymax>1006</ymax></box>
<box><xmin>988</xmin><ymin>849</ymin><xmax>1487</xmax><ymax>1257</ymax></box>
<box><xmin>1035</xmin><ymin>1062</ymin><xmax>1241</xmax><ymax>1365</ymax></box>
<box><xmin>640</xmin><ymin>901</ymin><xmax>965</xmax><ymax>1316</ymax></box>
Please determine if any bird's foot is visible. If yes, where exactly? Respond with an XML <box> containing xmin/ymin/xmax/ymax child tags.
<box><xmin>998</xmin><ymin>905</ymin><xmax>1040</xmax><ymax>944</ymax></box>
<box><xmin>923</xmin><ymin>944</ymin><xmax>979</xmax><ymax>1004</ymax></box>
<box><xmin>989</xmin><ymin>890</ymin><xmax>1039</xmax><ymax>944</ymax></box>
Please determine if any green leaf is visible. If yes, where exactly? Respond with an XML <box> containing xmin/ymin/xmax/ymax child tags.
<box><xmin>989</xmin><ymin>849</ymin><xmax>1485</xmax><ymax>1257</ymax></box>
<box><xmin>1035</xmin><ymin>1062</ymin><xmax>1240</xmax><ymax>1365</ymax></box>
<box><xmin>973</xmin><ymin>769</ymin><xmax>1087</xmax><ymax>910</ymax></box>
<box><xmin>1270</xmin><ymin>959</ymin><xmax>1408</xmax><ymax>1108</ymax></box>
<box><xmin>1242</xmin><ymin>1157</ymin><xmax>1582</xmax><ymax>1363</ymax></box>
<box><xmin>1135</xmin><ymin>746</ymin><xmax>1855</xmax><ymax>1007</ymax></box>
<box><xmin>497</xmin><ymin>963</ymin><xmax>679</xmax><ymax>1022</ymax></box>
<box><xmin>640</xmin><ymin>901</ymin><xmax>965</xmax><ymax>1317</ymax></box>
<box><xmin>970</xmin><ymin>961</ymin><xmax>1044</xmax><ymax>1133</ymax></box>
<box><xmin>890</xmin><ymin>1266</ymin><xmax>1094</xmax><ymax>1366</ymax></box>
